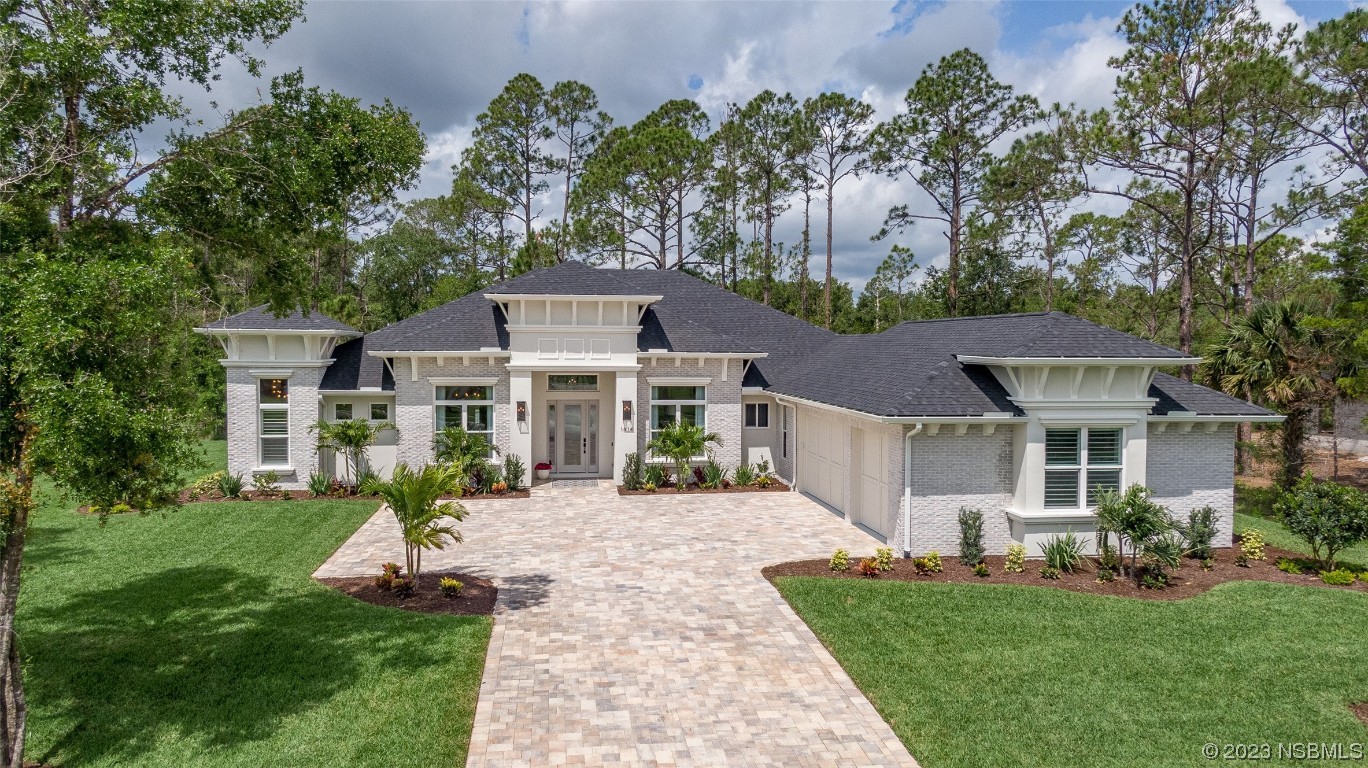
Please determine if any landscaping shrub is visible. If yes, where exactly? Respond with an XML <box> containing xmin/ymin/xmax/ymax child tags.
<box><xmin>1004</xmin><ymin>543</ymin><xmax>1026</xmax><ymax>573</ymax></box>
<box><xmin>701</xmin><ymin>458</ymin><xmax>727</xmax><ymax>489</ymax></box>
<box><xmin>1095</xmin><ymin>485</ymin><xmax>1178</xmax><ymax>585</ymax></box>
<box><xmin>251</xmin><ymin>470</ymin><xmax>282</xmax><ymax>497</ymax></box>
<box><xmin>972</xmin><ymin>563</ymin><xmax>990</xmax><ymax>578</ymax></box>
<box><xmin>1274</xmin><ymin>474</ymin><xmax>1368</xmax><ymax>571</ymax></box>
<box><xmin>733</xmin><ymin>463</ymin><xmax>756</xmax><ymax>487</ymax></box>
<box><xmin>1096</xmin><ymin>567</ymin><xmax>1115</xmax><ymax>583</ymax></box>
<box><xmin>1200</xmin><ymin>558</ymin><xmax>1215</xmax><ymax>571</ymax></box>
<box><xmin>1240</xmin><ymin>529</ymin><xmax>1266</xmax><ymax>562</ymax></box>
<box><xmin>1141</xmin><ymin>570</ymin><xmax>1169</xmax><ymax>590</ymax></box>
<box><xmin>1039</xmin><ymin>565</ymin><xmax>1061</xmax><ymax>580</ymax></box>
<box><xmin>433</xmin><ymin>425</ymin><xmax>498</xmax><ymax>482</ymax></box>
<box><xmin>958</xmin><ymin>508</ymin><xmax>985</xmax><ymax>565</ymax></box>
<box><xmin>392</xmin><ymin>574</ymin><xmax>415</xmax><ymax>596</ymax></box>
<box><xmin>502</xmin><ymin>454</ymin><xmax>526</xmax><ymax>490</ymax></box>
<box><xmin>644</xmin><ymin>463</ymin><xmax>670</xmax><ymax>489</ymax></box>
<box><xmin>1320</xmin><ymin>569</ymin><xmax>1356</xmax><ymax>586</ymax></box>
<box><xmin>875</xmin><ymin>547</ymin><xmax>894</xmax><ymax>572</ymax></box>
<box><xmin>857</xmin><ymin>558</ymin><xmax>880</xmax><ymax>578</ymax></box>
<box><xmin>1181</xmin><ymin>506</ymin><xmax>1219</xmax><ymax>560</ymax></box>
<box><xmin>755</xmin><ymin>458</ymin><xmax>773</xmax><ymax>488</ymax></box>
<box><xmin>109</xmin><ymin>502</ymin><xmax>133</xmax><ymax>516</ymax></box>
<box><xmin>829</xmin><ymin>549</ymin><xmax>850</xmax><ymax>572</ymax></box>
<box><xmin>924</xmin><ymin>551</ymin><xmax>943</xmax><ymax>573</ymax></box>
<box><xmin>1276</xmin><ymin>557</ymin><xmax>1303</xmax><ymax>575</ymax></box>
<box><xmin>623</xmin><ymin>452</ymin><xmax>644</xmax><ymax>491</ymax></box>
<box><xmin>1235</xmin><ymin>554</ymin><xmax>1251</xmax><ymax>567</ymax></box>
<box><xmin>375</xmin><ymin>562</ymin><xmax>404</xmax><ymax>590</ymax></box>
<box><xmin>217</xmin><ymin>472</ymin><xmax>244</xmax><ymax>499</ymax></box>
<box><xmin>438</xmin><ymin>576</ymin><xmax>464</xmax><ymax>597</ymax></box>
<box><xmin>642</xmin><ymin>482</ymin><xmax>657</xmax><ymax>493</ymax></box>
<box><xmin>307</xmin><ymin>472</ymin><xmax>334</xmax><ymax>498</ymax></box>
<box><xmin>646</xmin><ymin>421</ymin><xmax>722</xmax><ymax>490</ymax></box>
<box><xmin>1142</xmin><ymin>530</ymin><xmax>1186</xmax><ymax>579</ymax></box>
<box><xmin>692</xmin><ymin>465</ymin><xmax>706</xmax><ymax>487</ymax></box>
<box><xmin>1040</xmin><ymin>532</ymin><xmax>1085</xmax><ymax>574</ymax></box>
<box><xmin>187</xmin><ymin>471</ymin><xmax>225</xmax><ymax>501</ymax></box>
<box><xmin>490</xmin><ymin>481</ymin><xmax>508</xmax><ymax>493</ymax></box>
<box><xmin>911</xmin><ymin>557</ymin><xmax>933</xmax><ymax>575</ymax></box>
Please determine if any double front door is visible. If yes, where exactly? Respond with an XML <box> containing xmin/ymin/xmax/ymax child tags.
<box><xmin>549</xmin><ymin>401</ymin><xmax>599</xmax><ymax>475</ymax></box>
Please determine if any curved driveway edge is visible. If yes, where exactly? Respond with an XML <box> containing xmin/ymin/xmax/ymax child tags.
<box><xmin>315</xmin><ymin>487</ymin><xmax>920</xmax><ymax>768</ymax></box>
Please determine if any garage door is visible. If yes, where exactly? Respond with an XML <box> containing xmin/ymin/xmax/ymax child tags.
<box><xmin>798</xmin><ymin>410</ymin><xmax>846</xmax><ymax>515</ymax></box>
<box><xmin>850</xmin><ymin>426</ymin><xmax>889</xmax><ymax>536</ymax></box>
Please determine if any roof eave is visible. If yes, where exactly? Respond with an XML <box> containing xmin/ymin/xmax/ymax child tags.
<box><xmin>956</xmin><ymin>355</ymin><xmax>1203</xmax><ymax>366</ymax></box>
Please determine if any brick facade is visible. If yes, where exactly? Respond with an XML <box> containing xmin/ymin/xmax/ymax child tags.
<box><xmin>392</xmin><ymin>358</ymin><xmax>512</xmax><ymax>469</ymax></box>
<box><xmin>1146</xmin><ymin>423</ymin><xmax>1236</xmax><ymax>548</ymax></box>
<box><xmin>225</xmin><ymin>366</ymin><xmax>323</xmax><ymax>490</ymax></box>
<box><xmin>636</xmin><ymin>359</ymin><xmax>744</xmax><ymax>472</ymax></box>
<box><xmin>900</xmin><ymin>429</ymin><xmax>1015</xmax><ymax>557</ymax></box>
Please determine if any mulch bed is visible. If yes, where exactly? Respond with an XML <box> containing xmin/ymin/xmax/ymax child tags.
<box><xmin>318</xmin><ymin>571</ymin><xmax>497</xmax><ymax>616</ymax></box>
<box><xmin>460</xmin><ymin>489</ymin><xmax>530</xmax><ymax>500</ymax></box>
<box><xmin>764</xmin><ymin>540</ymin><xmax>1368</xmax><ymax>602</ymax></box>
<box><xmin>618</xmin><ymin>480</ymin><xmax>791</xmax><ymax>496</ymax></box>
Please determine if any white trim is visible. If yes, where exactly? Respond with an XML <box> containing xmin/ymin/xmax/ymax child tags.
<box><xmin>317</xmin><ymin>389</ymin><xmax>396</xmax><ymax>396</ymax></box>
<box><xmin>637</xmin><ymin>352</ymin><xmax>769</xmax><ymax>360</ymax></box>
<box><xmin>366</xmin><ymin>350</ymin><xmax>512</xmax><ymax>358</ymax></box>
<box><xmin>483</xmin><ymin>292</ymin><xmax>664</xmax><ymax>303</ymax></box>
<box><xmin>195</xmin><ymin>328</ymin><xmax>359</xmax><ymax>337</ymax></box>
<box><xmin>1149</xmin><ymin>413</ymin><xmax>1284</xmax><ymax>424</ymax></box>
<box><xmin>956</xmin><ymin>355</ymin><xmax>1203</xmax><ymax>366</ymax></box>
<box><xmin>507</xmin><ymin>324</ymin><xmax>644</xmax><ymax>333</ymax></box>
<box><xmin>248</xmin><ymin>368</ymin><xmax>296</xmax><ymax>378</ymax></box>
<box><xmin>429</xmin><ymin>376</ymin><xmax>500</xmax><ymax>386</ymax></box>
<box><xmin>646</xmin><ymin>376</ymin><xmax>712</xmax><ymax>386</ymax></box>
<box><xmin>744</xmin><ymin>402</ymin><xmax>771</xmax><ymax>429</ymax></box>
<box><xmin>505</xmin><ymin>364</ymin><xmax>642</xmax><ymax>373</ymax></box>
<box><xmin>1014</xmin><ymin>398</ymin><xmax>1158</xmax><ymax>409</ymax></box>
<box><xmin>1006</xmin><ymin>509</ymin><xmax>1098</xmax><ymax>525</ymax></box>
<box><xmin>223</xmin><ymin>360</ymin><xmax>334</xmax><ymax>369</ymax></box>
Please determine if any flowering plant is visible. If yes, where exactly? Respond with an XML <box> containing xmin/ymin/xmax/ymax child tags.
<box><xmin>534</xmin><ymin>462</ymin><xmax>552</xmax><ymax>471</ymax></box>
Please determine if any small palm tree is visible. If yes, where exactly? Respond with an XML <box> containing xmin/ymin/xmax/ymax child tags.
<box><xmin>1200</xmin><ymin>301</ymin><xmax>1342</xmax><ymax>487</ymax></box>
<box><xmin>312</xmin><ymin>418</ymin><xmax>392</xmax><ymax>490</ymax></box>
<box><xmin>645</xmin><ymin>421</ymin><xmax>721</xmax><ymax>490</ymax></box>
<box><xmin>433</xmin><ymin>425</ymin><xmax>498</xmax><ymax>485</ymax></box>
<box><xmin>359</xmin><ymin>464</ymin><xmax>465</xmax><ymax>584</ymax></box>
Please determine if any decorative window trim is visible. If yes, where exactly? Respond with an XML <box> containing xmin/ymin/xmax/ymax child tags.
<box><xmin>1043</xmin><ymin>427</ymin><xmax>1124</xmax><ymax>510</ymax></box>
<box><xmin>370</xmin><ymin>402</ymin><xmax>390</xmax><ymax>422</ymax></box>
<box><xmin>744</xmin><ymin>402</ymin><xmax>770</xmax><ymax>429</ymax></box>
<box><xmin>334</xmin><ymin>403</ymin><xmax>353</xmax><ymax>421</ymax></box>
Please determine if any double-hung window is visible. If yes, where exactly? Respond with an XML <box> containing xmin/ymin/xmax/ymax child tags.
<box><xmin>1044</xmin><ymin>427</ymin><xmax>1123</xmax><ymax>509</ymax></box>
<box><xmin>435</xmin><ymin>385</ymin><xmax>495</xmax><ymax>455</ymax></box>
<box><xmin>259</xmin><ymin>378</ymin><xmax>290</xmax><ymax>467</ymax></box>
<box><xmin>649</xmin><ymin>385</ymin><xmax>706</xmax><ymax>450</ymax></box>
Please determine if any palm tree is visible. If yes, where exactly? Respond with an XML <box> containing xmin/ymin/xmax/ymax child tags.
<box><xmin>433</xmin><ymin>425</ymin><xmax>499</xmax><ymax>485</ymax></box>
<box><xmin>359</xmin><ymin>464</ymin><xmax>465</xmax><ymax>584</ymax></box>
<box><xmin>312</xmin><ymin>418</ymin><xmax>392</xmax><ymax>490</ymax></box>
<box><xmin>1201</xmin><ymin>301</ymin><xmax>1341</xmax><ymax>487</ymax></box>
<box><xmin>645</xmin><ymin>421</ymin><xmax>722</xmax><ymax>490</ymax></box>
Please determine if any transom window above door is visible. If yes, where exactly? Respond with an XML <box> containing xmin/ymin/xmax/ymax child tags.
<box><xmin>548</xmin><ymin>374</ymin><xmax>598</xmax><ymax>392</ymax></box>
<box><xmin>1044</xmin><ymin>427</ymin><xmax>1123</xmax><ymax>509</ymax></box>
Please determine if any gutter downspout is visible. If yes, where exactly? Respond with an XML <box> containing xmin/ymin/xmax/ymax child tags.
<box><xmin>903</xmin><ymin>423</ymin><xmax>923</xmax><ymax>559</ymax></box>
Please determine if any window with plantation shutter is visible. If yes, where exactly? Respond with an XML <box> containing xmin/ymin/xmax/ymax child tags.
<box><xmin>258</xmin><ymin>378</ymin><xmax>290</xmax><ymax>467</ymax></box>
<box><xmin>1043</xmin><ymin>427</ymin><xmax>1123</xmax><ymax>509</ymax></box>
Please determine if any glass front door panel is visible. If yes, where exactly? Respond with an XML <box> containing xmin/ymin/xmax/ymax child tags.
<box><xmin>562</xmin><ymin>404</ymin><xmax>583</xmax><ymax>469</ymax></box>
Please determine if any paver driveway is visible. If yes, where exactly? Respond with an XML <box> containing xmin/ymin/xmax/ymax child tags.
<box><xmin>315</xmin><ymin>485</ymin><xmax>920</xmax><ymax>768</ymax></box>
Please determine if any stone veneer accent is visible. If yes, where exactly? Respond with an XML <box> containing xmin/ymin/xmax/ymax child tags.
<box><xmin>225</xmin><ymin>366</ymin><xmax>323</xmax><ymax>490</ymax></box>
<box><xmin>900</xmin><ymin>429</ymin><xmax>1015</xmax><ymax>556</ymax></box>
<box><xmin>1146</xmin><ymin>423</ymin><xmax>1236</xmax><ymax>548</ymax></box>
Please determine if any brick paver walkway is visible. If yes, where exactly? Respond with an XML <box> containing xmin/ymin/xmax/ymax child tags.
<box><xmin>315</xmin><ymin>486</ymin><xmax>920</xmax><ymax>768</ymax></box>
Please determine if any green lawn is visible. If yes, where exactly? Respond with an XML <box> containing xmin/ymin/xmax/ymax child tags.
<box><xmin>19</xmin><ymin>463</ymin><xmax>491</xmax><ymax>767</ymax></box>
<box><xmin>776</xmin><ymin>578</ymin><xmax>1368</xmax><ymax>768</ymax></box>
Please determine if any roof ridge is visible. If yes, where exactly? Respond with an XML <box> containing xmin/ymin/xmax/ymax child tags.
<box><xmin>1004</xmin><ymin>312</ymin><xmax>1068</xmax><ymax>357</ymax></box>
<box><xmin>883</xmin><ymin>311</ymin><xmax>1053</xmax><ymax>331</ymax></box>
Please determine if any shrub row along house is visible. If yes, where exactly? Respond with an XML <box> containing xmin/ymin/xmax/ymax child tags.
<box><xmin>197</xmin><ymin>261</ymin><xmax>1278</xmax><ymax>555</ymax></box>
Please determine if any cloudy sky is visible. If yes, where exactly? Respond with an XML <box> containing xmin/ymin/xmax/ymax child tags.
<box><xmin>178</xmin><ymin>0</ymin><xmax>1355</xmax><ymax>290</ymax></box>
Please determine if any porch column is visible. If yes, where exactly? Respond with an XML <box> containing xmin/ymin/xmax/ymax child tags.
<box><xmin>509</xmin><ymin>369</ymin><xmax>532</xmax><ymax>486</ymax></box>
<box><xmin>613</xmin><ymin>370</ymin><xmax>637</xmax><ymax>484</ymax></box>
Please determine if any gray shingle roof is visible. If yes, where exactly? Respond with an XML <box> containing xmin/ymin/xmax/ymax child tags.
<box><xmin>312</xmin><ymin>263</ymin><xmax>1268</xmax><ymax>419</ymax></box>
<box><xmin>201</xmin><ymin>305</ymin><xmax>359</xmax><ymax>334</ymax></box>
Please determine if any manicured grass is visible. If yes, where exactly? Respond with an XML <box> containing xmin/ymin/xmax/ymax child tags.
<box><xmin>776</xmin><ymin>578</ymin><xmax>1368</xmax><ymax>768</ymax></box>
<box><xmin>1235</xmin><ymin>511</ymin><xmax>1368</xmax><ymax>568</ymax></box>
<box><xmin>19</xmin><ymin>492</ymin><xmax>491</xmax><ymax>767</ymax></box>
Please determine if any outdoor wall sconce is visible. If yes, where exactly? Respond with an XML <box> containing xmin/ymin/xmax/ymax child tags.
<box><xmin>622</xmin><ymin>400</ymin><xmax>633</xmax><ymax>431</ymax></box>
<box><xmin>516</xmin><ymin>400</ymin><xmax>527</xmax><ymax>422</ymax></box>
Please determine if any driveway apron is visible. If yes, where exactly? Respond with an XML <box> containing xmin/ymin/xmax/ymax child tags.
<box><xmin>315</xmin><ymin>485</ymin><xmax>920</xmax><ymax>768</ymax></box>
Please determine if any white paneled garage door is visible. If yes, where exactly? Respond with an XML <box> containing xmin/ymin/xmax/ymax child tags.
<box><xmin>798</xmin><ymin>409</ymin><xmax>846</xmax><ymax>515</ymax></box>
<box><xmin>798</xmin><ymin>408</ymin><xmax>890</xmax><ymax>538</ymax></box>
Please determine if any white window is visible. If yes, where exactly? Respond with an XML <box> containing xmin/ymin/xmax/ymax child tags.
<box><xmin>650</xmin><ymin>385</ymin><xmax>706</xmax><ymax>449</ymax></box>
<box><xmin>370</xmin><ymin>402</ymin><xmax>389</xmax><ymax>421</ymax></box>
<box><xmin>435</xmin><ymin>385</ymin><xmax>494</xmax><ymax>454</ymax></box>
<box><xmin>1044</xmin><ymin>427</ymin><xmax>1123</xmax><ymax>509</ymax></box>
<box><xmin>744</xmin><ymin>402</ymin><xmax>770</xmax><ymax>429</ymax></box>
<box><xmin>259</xmin><ymin>378</ymin><xmax>290</xmax><ymax>467</ymax></box>
<box><xmin>334</xmin><ymin>403</ymin><xmax>353</xmax><ymax>421</ymax></box>
<box><xmin>781</xmin><ymin>406</ymin><xmax>790</xmax><ymax>458</ymax></box>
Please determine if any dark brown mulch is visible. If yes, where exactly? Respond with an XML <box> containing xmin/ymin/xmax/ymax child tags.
<box><xmin>618</xmin><ymin>480</ymin><xmax>791</xmax><ymax>496</ymax></box>
<box><xmin>1352</xmin><ymin>702</ymin><xmax>1368</xmax><ymax>727</ymax></box>
<box><xmin>459</xmin><ymin>489</ymin><xmax>531</xmax><ymax>500</ymax></box>
<box><xmin>763</xmin><ymin>540</ymin><xmax>1368</xmax><ymax>602</ymax></box>
<box><xmin>318</xmin><ymin>571</ymin><xmax>497</xmax><ymax>616</ymax></box>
